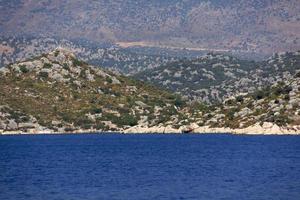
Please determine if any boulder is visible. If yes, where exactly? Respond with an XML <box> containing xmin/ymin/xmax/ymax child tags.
<box><xmin>0</xmin><ymin>121</ymin><xmax>6</xmax><ymax>129</ymax></box>
<box><xmin>6</xmin><ymin>120</ymin><xmax>18</xmax><ymax>131</ymax></box>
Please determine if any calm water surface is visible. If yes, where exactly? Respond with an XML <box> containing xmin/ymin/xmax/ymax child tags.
<box><xmin>0</xmin><ymin>134</ymin><xmax>300</xmax><ymax>200</ymax></box>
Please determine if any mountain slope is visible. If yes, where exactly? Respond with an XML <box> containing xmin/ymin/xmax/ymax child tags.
<box><xmin>135</xmin><ymin>51</ymin><xmax>300</xmax><ymax>103</ymax></box>
<box><xmin>0</xmin><ymin>36</ymin><xmax>179</xmax><ymax>75</ymax></box>
<box><xmin>189</xmin><ymin>74</ymin><xmax>300</xmax><ymax>131</ymax></box>
<box><xmin>1</xmin><ymin>0</ymin><xmax>299</xmax><ymax>54</ymax></box>
<box><xmin>0</xmin><ymin>49</ymin><xmax>185</xmax><ymax>133</ymax></box>
<box><xmin>1</xmin><ymin>49</ymin><xmax>300</xmax><ymax>135</ymax></box>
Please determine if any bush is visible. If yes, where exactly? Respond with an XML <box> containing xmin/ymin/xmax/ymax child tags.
<box><xmin>74</xmin><ymin>117</ymin><xmax>94</xmax><ymax>129</ymax></box>
<box><xmin>19</xmin><ymin>65</ymin><xmax>29</xmax><ymax>73</ymax></box>
<box><xmin>284</xmin><ymin>94</ymin><xmax>290</xmax><ymax>101</ymax></box>
<box><xmin>94</xmin><ymin>122</ymin><xmax>106</xmax><ymax>130</ymax></box>
<box><xmin>43</xmin><ymin>63</ymin><xmax>52</xmax><ymax>69</ymax></box>
<box><xmin>104</xmin><ymin>113</ymin><xmax>138</xmax><ymax>127</ymax></box>
<box><xmin>60</xmin><ymin>113</ymin><xmax>74</xmax><ymax>123</ymax></box>
<box><xmin>106</xmin><ymin>76</ymin><xmax>113</xmax><ymax>84</ymax></box>
<box><xmin>39</xmin><ymin>71</ymin><xmax>49</xmax><ymax>78</ymax></box>
<box><xmin>226</xmin><ymin>99</ymin><xmax>233</xmax><ymax>105</ymax></box>
<box><xmin>63</xmin><ymin>63</ymin><xmax>69</xmax><ymax>70</ymax></box>
<box><xmin>274</xmin><ymin>85</ymin><xmax>292</xmax><ymax>96</ymax></box>
<box><xmin>236</xmin><ymin>95</ymin><xmax>244</xmax><ymax>103</ymax></box>
<box><xmin>119</xmin><ymin>114</ymin><xmax>138</xmax><ymax>127</ymax></box>
<box><xmin>246</xmin><ymin>102</ymin><xmax>253</xmax><ymax>108</ymax></box>
<box><xmin>54</xmin><ymin>50</ymin><xmax>60</xmax><ymax>57</ymax></box>
<box><xmin>72</xmin><ymin>58</ymin><xmax>85</xmax><ymax>66</ymax></box>
<box><xmin>90</xmin><ymin>107</ymin><xmax>102</xmax><ymax>114</ymax></box>
<box><xmin>174</xmin><ymin>96</ymin><xmax>184</xmax><ymax>107</ymax></box>
<box><xmin>64</xmin><ymin>127</ymin><xmax>75</xmax><ymax>132</ymax></box>
<box><xmin>253</xmin><ymin>90</ymin><xmax>268</xmax><ymax>100</ymax></box>
<box><xmin>226</xmin><ymin>110</ymin><xmax>235</xmax><ymax>120</ymax></box>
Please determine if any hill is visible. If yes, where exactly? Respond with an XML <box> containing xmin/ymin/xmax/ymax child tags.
<box><xmin>135</xmin><ymin>51</ymin><xmax>300</xmax><ymax>103</ymax></box>
<box><xmin>0</xmin><ymin>49</ymin><xmax>299</xmax><ymax>135</ymax></box>
<box><xmin>186</xmin><ymin>73</ymin><xmax>300</xmax><ymax>134</ymax></box>
<box><xmin>1</xmin><ymin>0</ymin><xmax>299</xmax><ymax>54</ymax></box>
<box><xmin>0</xmin><ymin>49</ymin><xmax>186</xmax><ymax>133</ymax></box>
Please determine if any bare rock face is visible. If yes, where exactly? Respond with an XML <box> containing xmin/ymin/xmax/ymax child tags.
<box><xmin>6</xmin><ymin>120</ymin><xmax>18</xmax><ymax>131</ymax></box>
<box><xmin>0</xmin><ymin>121</ymin><xmax>6</xmax><ymax>129</ymax></box>
<box><xmin>18</xmin><ymin>123</ymin><xmax>36</xmax><ymax>129</ymax></box>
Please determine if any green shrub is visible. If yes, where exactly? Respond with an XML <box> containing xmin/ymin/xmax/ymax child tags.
<box><xmin>54</xmin><ymin>50</ymin><xmax>60</xmax><ymax>57</ymax></box>
<box><xmin>72</xmin><ymin>58</ymin><xmax>85</xmax><ymax>66</ymax></box>
<box><xmin>60</xmin><ymin>113</ymin><xmax>73</xmax><ymax>122</ymax></box>
<box><xmin>43</xmin><ymin>63</ymin><xmax>52</xmax><ymax>69</ymax></box>
<box><xmin>63</xmin><ymin>63</ymin><xmax>69</xmax><ymax>70</ymax></box>
<box><xmin>94</xmin><ymin>122</ymin><xmax>106</xmax><ymax>130</ymax></box>
<box><xmin>253</xmin><ymin>90</ymin><xmax>268</xmax><ymax>100</ymax></box>
<box><xmin>274</xmin><ymin>85</ymin><xmax>292</xmax><ymax>96</ymax></box>
<box><xmin>39</xmin><ymin>71</ymin><xmax>49</xmax><ymax>78</ymax></box>
<box><xmin>174</xmin><ymin>96</ymin><xmax>184</xmax><ymax>107</ymax></box>
<box><xmin>106</xmin><ymin>76</ymin><xmax>113</xmax><ymax>84</ymax></box>
<box><xmin>19</xmin><ymin>65</ymin><xmax>29</xmax><ymax>73</ymax></box>
<box><xmin>64</xmin><ymin>127</ymin><xmax>75</xmax><ymax>132</ymax></box>
<box><xmin>90</xmin><ymin>107</ymin><xmax>102</xmax><ymax>114</ymax></box>
<box><xmin>284</xmin><ymin>94</ymin><xmax>290</xmax><ymax>101</ymax></box>
<box><xmin>74</xmin><ymin>116</ymin><xmax>94</xmax><ymax>129</ymax></box>
<box><xmin>225</xmin><ymin>99</ymin><xmax>234</xmax><ymax>105</ymax></box>
<box><xmin>236</xmin><ymin>95</ymin><xmax>244</xmax><ymax>103</ymax></box>
<box><xmin>103</xmin><ymin>113</ymin><xmax>138</xmax><ymax>127</ymax></box>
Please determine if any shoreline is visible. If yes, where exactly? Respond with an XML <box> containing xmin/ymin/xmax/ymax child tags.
<box><xmin>1</xmin><ymin>122</ymin><xmax>300</xmax><ymax>136</ymax></box>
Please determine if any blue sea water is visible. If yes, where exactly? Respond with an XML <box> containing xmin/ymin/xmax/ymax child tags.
<box><xmin>0</xmin><ymin>134</ymin><xmax>300</xmax><ymax>200</ymax></box>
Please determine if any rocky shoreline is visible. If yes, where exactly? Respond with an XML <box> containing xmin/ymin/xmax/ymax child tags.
<box><xmin>1</xmin><ymin>122</ymin><xmax>300</xmax><ymax>135</ymax></box>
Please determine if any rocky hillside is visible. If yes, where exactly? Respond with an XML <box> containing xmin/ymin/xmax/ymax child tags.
<box><xmin>0</xmin><ymin>49</ymin><xmax>186</xmax><ymax>133</ymax></box>
<box><xmin>135</xmin><ymin>51</ymin><xmax>300</xmax><ymax>103</ymax></box>
<box><xmin>1</xmin><ymin>0</ymin><xmax>299</xmax><ymax>54</ymax></box>
<box><xmin>187</xmin><ymin>73</ymin><xmax>300</xmax><ymax>131</ymax></box>
<box><xmin>0</xmin><ymin>36</ymin><xmax>179</xmax><ymax>75</ymax></box>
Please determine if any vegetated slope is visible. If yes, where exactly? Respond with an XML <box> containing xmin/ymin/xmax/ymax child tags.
<box><xmin>0</xmin><ymin>49</ymin><xmax>185</xmax><ymax>133</ymax></box>
<box><xmin>135</xmin><ymin>51</ymin><xmax>300</xmax><ymax>103</ymax></box>
<box><xmin>189</xmin><ymin>73</ymin><xmax>300</xmax><ymax>130</ymax></box>
<box><xmin>0</xmin><ymin>36</ymin><xmax>178</xmax><ymax>75</ymax></box>
<box><xmin>0</xmin><ymin>0</ymin><xmax>299</xmax><ymax>54</ymax></box>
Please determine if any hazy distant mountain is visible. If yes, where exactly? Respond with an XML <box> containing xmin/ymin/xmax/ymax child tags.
<box><xmin>1</xmin><ymin>0</ymin><xmax>299</xmax><ymax>54</ymax></box>
<box><xmin>0</xmin><ymin>36</ymin><xmax>180</xmax><ymax>74</ymax></box>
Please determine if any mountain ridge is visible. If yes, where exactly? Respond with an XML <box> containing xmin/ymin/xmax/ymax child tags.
<box><xmin>1</xmin><ymin>0</ymin><xmax>299</xmax><ymax>54</ymax></box>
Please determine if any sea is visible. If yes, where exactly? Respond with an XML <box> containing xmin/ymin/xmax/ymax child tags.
<box><xmin>0</xmin><ymin>134</ymin><xmax>300</xmax><ymax>200</ymax></box>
